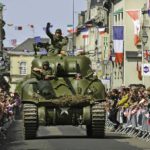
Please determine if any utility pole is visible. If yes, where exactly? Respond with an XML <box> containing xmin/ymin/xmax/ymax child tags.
<box><xmin>0</xmin><ymin>2</ymin><xmax>4</xmax><ymax>53</ymax></box>
<box><xmin>72</xmin><ymin>0</ymin><xmax>75</xmax><ymax>54</ymax></box>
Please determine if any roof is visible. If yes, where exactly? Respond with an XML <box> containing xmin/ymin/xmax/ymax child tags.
<box><xmin>12</xmin><ymin>38</ymin><xmax>49</xmax><ymax>52</ymax></box>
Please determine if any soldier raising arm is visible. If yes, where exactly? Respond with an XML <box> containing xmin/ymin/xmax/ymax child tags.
<box><xmin>46</xmin><ymin>22</ymin><xmax>68</xmax><ymax>54</ymax></box>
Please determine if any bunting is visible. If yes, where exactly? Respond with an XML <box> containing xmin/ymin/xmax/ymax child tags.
<box><xmin>10</xmin><ymin>39</ymin><xmax>17</xmax><ymax>47</ymax></box>
<box><xmin>67</xmin><ymin>25</ymin><xmax>73</xmax><ymax>33</ymax></box>
<box><xmin>28</xmin><ymin>24</ymin><xmax>34</xmax><ymax>29</ymax></box>
<box><xmin>15</xmin><ymin>26</ymin><xmax>23</xmax><ymax>30</ymax></box>
<box><xmin>7</xmin><ymin>23</ymin><xmax>13</xmax><ymax>26</ymax></box>
<box><xmin>126</xmin><ymin>10</ymin><xmax>141</xmax><ymax>45</ymax></box>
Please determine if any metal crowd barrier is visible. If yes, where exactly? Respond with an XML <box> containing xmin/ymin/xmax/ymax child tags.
<box><xmin>106</xmin><ymin>107</ymin><xmax>150</xmax><ymax>142</ymax></box>
<box><xmin>0</xmin><ymin>105</ymin><xmax>21</xmax><ymax>140</ymax></box>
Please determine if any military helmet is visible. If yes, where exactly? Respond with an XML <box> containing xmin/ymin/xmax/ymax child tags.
<box><xmin>55</xmin><ymin>28</ymin><xmax>62</xmax><ymax>34</ymax></box>
<box><xmin>42</xmin><ymin>61</ymin><xmax>49</xmax><ymax>66</ymax></box>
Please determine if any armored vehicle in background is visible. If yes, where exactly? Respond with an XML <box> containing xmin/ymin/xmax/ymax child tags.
<box><xmin>17</xmin><ymin>43</ymin><xmax>106</xmax><ymax>139</ymax></box>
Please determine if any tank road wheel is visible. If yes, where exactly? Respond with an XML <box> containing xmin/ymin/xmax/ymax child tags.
<box><xmin>86</xmin><ymin>103</ymin><xmax>105</xmax><ymax>138</ymax></box>
<box><xmin>23</xmin><ymin>104</ymin><xmax>38</xmax><ymax>140</ymax></box>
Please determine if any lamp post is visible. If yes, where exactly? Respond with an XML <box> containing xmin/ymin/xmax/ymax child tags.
<box><xmin>141</xmin><ymin>4</ymin><xmax>149</xmax><ymax>85</ymax></box>
<box><xmin>142</xmin><ymin>28</ymin><xmax>148</xmax><ymax>84</ymax></box>
<box><xmin>142</xmin><ymin>29</ymin><xmax>148</xmax><ymax>45</ymax></box>
<box><xmin>72</xmin><ymin>0</ymin><xmax>75</xmax><ymax>54</ymax></box>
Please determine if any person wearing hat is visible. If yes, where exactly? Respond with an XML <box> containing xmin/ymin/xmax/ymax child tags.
<box><xmin>33</xmin><ymin>61</ymin><xmax>54</xmax><ymax>80</ymax></box>
<box><xmin>46</xmin><ymin>22</ymin><xmax>68</xmax><ymax>55</ymax></box>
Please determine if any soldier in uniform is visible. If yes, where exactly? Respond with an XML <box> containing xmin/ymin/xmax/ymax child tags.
<box><xmin>46</xmin><ymin>22</ymin><xmax>68</xmax><ymax>55</ymax></box>
<box><xmin>33</xmin><ymin>61</ymin><xmax>54</xmax><ymax>80</ymax></box>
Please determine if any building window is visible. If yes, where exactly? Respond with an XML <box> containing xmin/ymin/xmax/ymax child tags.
<box><xmin>118</xmin><ymin>14</ymin><xmax>120</xmax><ymax>21</ymax></box>
<box><xmin>121</xmin><ymin>12</ymin><xmax>123</xmax><ymax>20</ymax></box>
<box><xmin>115</xmin><ymin>15</ymin><xmax>117</xmax><ymax>24</ymax></box>
<box><xmin>19</xmin><ymin>61</ymin><xmax>27</xmax><ymax>75</ymax></box>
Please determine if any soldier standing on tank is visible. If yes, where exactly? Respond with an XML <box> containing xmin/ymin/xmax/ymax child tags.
<box><xmin>46</xmin><ymin>22</ymin><xmax>68</xmax><ymax>55</ymax></box>
<box><xmin>33</xmin><ymin>61</ymin><xmax>54</xmax><ymax>80</ymax></box>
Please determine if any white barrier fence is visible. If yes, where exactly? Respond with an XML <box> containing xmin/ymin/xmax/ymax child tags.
<box><xmin>106</xmin><ymin>107</ymin><xmax>150</xmax><ymax>142</ymax></box>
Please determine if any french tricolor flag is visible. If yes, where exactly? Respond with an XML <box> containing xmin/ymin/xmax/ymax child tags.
<box><xmin>113</xmin><ymin>26</ymin><xmax>124</xmax><ymax>64</ymax></box>
<box><xmin>81</xmin><ymin>28</ymin><xmax>89</xmax><ymax>38</ymax></box>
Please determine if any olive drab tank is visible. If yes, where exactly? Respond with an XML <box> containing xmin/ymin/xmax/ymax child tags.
<box><xmin>18</xmin><ymin>43</ymin><xmax>106</xmax><ymax>140</ymax></box>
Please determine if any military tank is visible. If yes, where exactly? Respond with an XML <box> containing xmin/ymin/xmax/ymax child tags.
<box><xmin>18</xmin><ymin>43</ymin><xmax>106</xmax><ymax>140</ymax></box>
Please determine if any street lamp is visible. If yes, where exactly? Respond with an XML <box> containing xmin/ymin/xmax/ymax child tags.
<box><xmin>142</xmin><ymin>29</ymin><xmax>148</xmax><ymax>46</ymax></box>
<box><xmin>141</xmin><ymin>28</ymin><xmax>149</xmax><ymax>84</ymax></box>
<box><xmin>72</xmin><ymin>0</ymin><xmax>75</xmax><ymax>54</ymax></box>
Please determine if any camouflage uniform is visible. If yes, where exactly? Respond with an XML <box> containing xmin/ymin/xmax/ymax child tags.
<box><xmin>46</xmin><ymin>25</ymin><xmax>68</xmax><ymax>55</ymax></box>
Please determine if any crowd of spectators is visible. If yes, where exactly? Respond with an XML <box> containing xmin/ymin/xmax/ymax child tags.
<box><xmin>0</xmin><ymin>87</ymin><xmax>21</xmax><ymax>139</ymax></box>
<box><xmin>105</xmin><ymin>84</ymin><xmax>150</xmax><ymax>140</ymax></box>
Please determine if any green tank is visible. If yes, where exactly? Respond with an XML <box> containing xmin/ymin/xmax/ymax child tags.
<box><xmin>17</xmin><ymin>47</ymin><xmax>106</xmax><ymax>140</ymax></box>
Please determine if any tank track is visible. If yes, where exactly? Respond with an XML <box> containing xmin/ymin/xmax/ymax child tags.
<box><xmin>23</xmin><ymin>104</ymin><xmax>38</xmax><ymax>140</ymax></box>
<box><xmin>86</xmin><ymin>102</ymin><xmax>105</xmax><ymax>138</ymax></box>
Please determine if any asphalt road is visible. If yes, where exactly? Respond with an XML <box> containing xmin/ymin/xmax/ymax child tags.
<box><xmin>1</xmin><ymin>120</ymin><xmax>150</xmax><ymax>150</ymax></box>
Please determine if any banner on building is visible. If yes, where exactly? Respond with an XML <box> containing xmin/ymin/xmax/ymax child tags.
<box><xmin>81</xmin><ymin>28</ymin><xmax>89</xmax><ymax>38</ymax></box>
<box><xmin>101</xmin><ymin>32</ymin><xmax>110</xmax><ymax>61</ymax></box>
<box><xmin>113</xmin><ymin>26</ymin><xmax>124</xmax><ymax>64</ymax></box>
<box><xmin>142</xmin><ymin>63</ymin><xmax>150</xmax><ymax>76</ymax></box>
<box><xmin>126</xmin><ymin>10</ymin><xmax>141</xmax><ymax>45</ymax></box>
<box><xmin>98</xmin><ymin>27</ymin><xmax>105</xmax><ymax>35</ymax></box>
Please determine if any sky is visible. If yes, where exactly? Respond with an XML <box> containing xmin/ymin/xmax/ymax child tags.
<box><xmin>1</xmin><ymin>0</ymin><xmax>87</xmax><ymax>47</ymax></box>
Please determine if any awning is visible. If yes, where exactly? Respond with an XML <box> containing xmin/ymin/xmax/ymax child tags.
<box><xmin>126</xmin><ymin>51</ymin><xmax>142</xmax><ymax>59</ymax></box>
